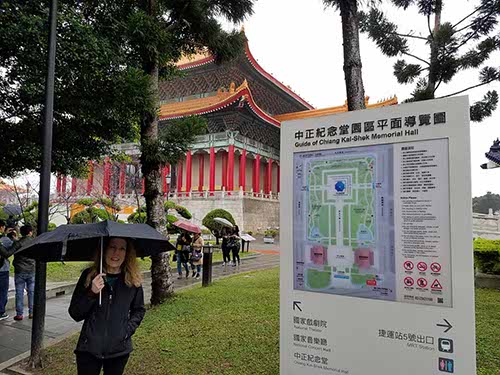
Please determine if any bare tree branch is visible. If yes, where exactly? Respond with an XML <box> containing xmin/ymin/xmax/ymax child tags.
<box><xmin>436</xmin><ymin>78</ymin><xmax>499</xmax><ymax>99</ymax></box>
<box><xmin>403</xmin><ymin>52</ymin><xmax>431</xmax><ymax>66</ymax></box>
<box><xmin>452</xmin><ymin>4</ymin><xmax>485</xmax><ymax>29</ymax></box>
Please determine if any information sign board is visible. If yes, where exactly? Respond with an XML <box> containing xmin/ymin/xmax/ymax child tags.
<box><xmin>280</xmin><ymin>97</ymin><xmax>475</xmax><ymax>374</ymax></box>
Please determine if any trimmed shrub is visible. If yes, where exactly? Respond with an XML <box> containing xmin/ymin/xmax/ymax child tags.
<box><xmin>202</xmin><ymin>209</ymin><xmax>236</xmax><ymax>238</ymax></box>
<box><xmin>264</xmin><ymin>229</ymin><xmax>279</xmax><ymax>238</ymax></box>
<box><xmin>474</xmin><ymin>238</ymin><xmax>500</xmax><ymax>275</ymax></box>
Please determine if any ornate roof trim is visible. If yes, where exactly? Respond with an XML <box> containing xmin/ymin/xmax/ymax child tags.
<box><xmin>174</xmin><ymin>40</ymin><xmax>314</xmax><ymax>110</ymax></box>
<box><xmin>243</xmin><ymin>43</ymin><xmax>314</xmax><ymax>110</ymax></box>
<box><xmin>177</xmin><ymin>54</ymin><xmax>215</xmax><ymax>70</ymax></box>
<box><xmin>158</xmin><ymin>80</ymin><xmax>281</xmax><ymax>127</ymax></box>
<box><xmin>274</xmin><ymin>96</ymin><xmax>399</xmax><ymax>122</ymax></box>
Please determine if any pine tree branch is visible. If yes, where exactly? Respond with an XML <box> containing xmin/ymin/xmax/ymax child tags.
<box><xmin>452</xmin><ymin>4</ymin><xmax>485</xmax><ymax>29</ymax></box>
<box><xmin>427</xmin><ymin>15</ymin><xmax>433</xmax><ymax>38</ymax></box>
<box><xmin>437</xmin><ymin>78</ymin><xmax>499</xmax><ymax>99</ymax></box>
<box><xmin>403</xmin><ymin>52</ymin><xmax>431</xmax><ymax>66</ymax></box>
<box><xmin>393</xmin><ymin>32</ymin><xmax>428</xmax><ymax>40</ymax></box>
<box><xmin>453</xmin><ymin>8</ymin><xmax>498</xmax><ymax>35</ymax></box>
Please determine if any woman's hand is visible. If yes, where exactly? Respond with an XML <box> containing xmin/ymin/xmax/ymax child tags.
<box><xmin>91</xmin><ymin>273</ymin><xmax>106</xmax><ymax>294</ymax></box>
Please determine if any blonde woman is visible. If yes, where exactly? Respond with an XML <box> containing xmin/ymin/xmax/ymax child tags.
<box><xmin>69</xmin><ymin>237</ymin><xmax>145</xmax><ymax>375</ymax></box>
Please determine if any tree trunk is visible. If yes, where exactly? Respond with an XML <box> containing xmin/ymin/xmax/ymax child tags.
<box><xmin>340</xmin><ymin>1</ymin><xmax>366</xmax><ymax>111</ymax></box>
<box><xmin>427</xmin><ymin>0</ymin><xmax>442</xmax><ymax>97</ymax></box>
<box><xmin>141</xmin><ymin>0</ymin><xmax>173</xmax><ymax>305</ymax></box>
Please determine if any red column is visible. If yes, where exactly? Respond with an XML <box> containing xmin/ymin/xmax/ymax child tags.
<box><xmin>61</xmin><ymin>175</ymin><xmax>67</xmax><ymax>195</ymax></box>
<box><xmin>141</xmin><ymin>177</ymin><xmax>145</xmax><ymax>194</ymax></box>
<box><xmin>198</xmin><ymin>154</ymin><xmax>205</xmax><ymax>192</ymax></box>
<box><xmin>177</xmin><ymin>160</ymin><xmax>183</xmax><ymax>193</ymax></box>
<box><xmin>165</xmin><ymin>164</ymin><xmax>170</xmax><ymax>194</ymax></box>
<box><xmin>56</xmin><ymin>174</ymin><xmax>62</xmax><ymax>194</ymax></box>
<box><xmin>103</xmin><ymin>159</ymin><xmax>111</xmax><ymax>195</ymax></box>
<box><xmin>239</xmin><ymin>149</ymin><xmax>247</xmax><ymax>190</ymax></box>
<box><xmin>253</xmin><ymin>154</ymin><xmax>260</xmax><ymax>193</ymax></box>
<box><xmin>119</xmin><ymin>163</ymin><xmax>126</xmax><ymax>195</ymax></box>
<box><xmin>161</xmin><ymin>165</ymin><xmax>166</xmax><ymax>194</ymax></box>
<box><xmin>186</xmin><ymin>150</ymin><xmax>192</xmax><ymax>194</ymax></box>
<box><xmin>277</xmin><ymin>164</ymin><xmax>280</xmax><ymax>193</ymax></box>
<box><xmin>221</xmin><ymin>151</ymin><xmax>227</xmax><ymax>190</ymax></box>
<box><xmin>71</xmin><ymin>177</ymin><xmax>77</xmax><ymax>193</ymax></box>
<box><xmin>266</xmin><ymin>159</ymin><xmax>273</xmax><ymax>195</ymax></box>
<box><xmin>209</xmin><ymin>147</ymin><xmax>215</xmax><ymax>193</ymax></box>
<box><xmin>227</xmin><ymin>145</ymin><xmax>235</xmax><ymax>192</ymax></box>
<box><xmin>87</xmin><ymin>161</ymin><xmax>94</xmax><ymax>195</ymax></box>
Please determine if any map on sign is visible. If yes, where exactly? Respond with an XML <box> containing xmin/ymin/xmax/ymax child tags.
<box><xmin>293</xmin><ymin>144</ymin><xmax>396</xmax><ymax>301</ymax></box>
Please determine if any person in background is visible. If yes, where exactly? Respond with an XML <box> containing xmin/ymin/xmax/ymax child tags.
<box><xmin>175</xmin><ymin>232</ymin><xmax>192</xmax><ymax>279</ymax></box>
<box><xmin>190</xmin><ymin>232</ymin><xmax>204</xmax><ymax>279</ymax></box>
<box><xmin>12</xmin><ymin>225</ymin><xmax>35</xmax><ymax>321</ymax></box>
<box><xmin>69</xmin><ymin>237</ymin><xmax>145</xmax><ymax>375</ymax></box>
<box><xmin>221</xmin><ymin>227</ymin><xmax>231</xmax><ymax>267</ymax></box>
<box><xmin>230</xmin><ymin>225</ymin><xmax>241</xmax><ymax>267</ymax></box>
<box><xmin>0</xmin><ymin>220</ymin><xmax>17</xmax><ymax>321</ymax></box>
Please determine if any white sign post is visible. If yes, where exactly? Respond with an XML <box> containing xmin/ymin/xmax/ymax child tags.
<box><xmin>280</xmin><ymin>96</ymin><xmax>475</xmax><ymax>375</ymax></box>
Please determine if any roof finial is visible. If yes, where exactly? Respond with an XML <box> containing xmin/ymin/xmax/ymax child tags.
<box><xmin>230</xmin><ymin>82</ymin><xmax>236</xmax><ymax>93</ymax></box>
<box><xmin>241</xmin><ymin>24</ymin><xmax>246</xmax><ymax>33</ymax></box>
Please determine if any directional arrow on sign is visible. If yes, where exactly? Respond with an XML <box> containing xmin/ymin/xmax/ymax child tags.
<box><xmin>293</xmin><ymin>301</ymin><xmax>302</xmax><ymax>312</ymax></box>
<box><xmin>437</xmin><ymin>319</ymin><xmax>453</xmax><ymax>333</ymax></box>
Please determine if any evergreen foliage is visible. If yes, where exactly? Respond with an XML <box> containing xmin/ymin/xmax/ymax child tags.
<box><xmin>359</xmin><ymin>0</ymin><xmax>500</xmax><ymax>121</ymax></box>
<box><xmin>473</xmin><ymin>191</ymin><xmax>500</xmax><ymax>213</ymax></box>
<box><xmin>473</xmin><ymin>237</ymin><xmax>500</xmax><ymax>274</ymax></box>
<box><xmin>202</xmin><ymin>209</ymin><xmax>236</xmax><ymax>238</ymax></box>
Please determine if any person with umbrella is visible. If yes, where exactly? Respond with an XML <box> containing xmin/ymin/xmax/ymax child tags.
<box><xmin>175</xmin><ymin>231</ymin><xmax>192</xmax><ymax>279</ymax></box>
<box><xmin>68</xmin><ymin>236</ymin><xmax>145</xmax><ymax>375</ymax></box>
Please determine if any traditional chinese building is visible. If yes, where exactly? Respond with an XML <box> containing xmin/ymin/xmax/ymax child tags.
<box><xmin>58</xmin><ymin>36</ymin><xmax>397</xmax><ymax>231</ymax></box>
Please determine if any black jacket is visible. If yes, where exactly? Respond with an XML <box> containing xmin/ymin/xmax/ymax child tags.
<box><xmin>12</xmin><ymin>237</ymin><xmax>35</xmax><ymax>274</ymax></box>
<box><xmin>68</xmin><ymin>268</ymin><xmax>145</xmax><ymax>359</ymax></box>
<box><xmin>0</xmin><ymin>236</ymin><xmax>29</xmax><ymax>270</ymax></box>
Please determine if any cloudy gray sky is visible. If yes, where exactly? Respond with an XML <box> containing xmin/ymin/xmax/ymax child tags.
<box><xmin>244</xmin><ymin>0</ymin><xmax>500</xmax><ymax>197</ymax></box>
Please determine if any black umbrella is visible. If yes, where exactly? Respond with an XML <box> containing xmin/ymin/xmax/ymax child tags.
<box><xmin>3</xmin><ymin>204</ymin><xmax>22</xmax><ymax>216</ymax></box>
<box><xmin>17</xmin><ymin>220</ymin><xmax>175</xmax><ymax>262</ymax></box>
<box><xmin>17</xmin><ymin>220</ymin><xmax>175</xmax><ymax>305</ymax></box>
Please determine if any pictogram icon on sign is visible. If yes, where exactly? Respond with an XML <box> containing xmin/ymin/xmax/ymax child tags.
<box><xmin>431</xmin><ymin>262</ymin><xmax>442</xmax><ymax>273</ymax></box>
<box><xmin>417</xmin><ymin>262</ymin><xmax>427</xmax><ymax>272</ymax></box>
<box><xmin>404</xmin><ymin>261</ymin><xmax>414</xmax><ymax>271</ymax></box>
<box><xmin>417</xmin><ymin>278</ymin><xmax>428</xmax><ymax>288</ymax></box>
<box><xmin>404</xmin><ymin>277</ymin><xmax>414</xmax><ymax>287</ymax></box>
<box><xmin>431</xmin><ymin>279</ymin><xmax>443</xmax><ymax>290</ymax></box>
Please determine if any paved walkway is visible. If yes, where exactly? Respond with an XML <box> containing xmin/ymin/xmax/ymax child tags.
<box><xmin>0</xmin><ymin>253</ymin><xmax>279</xmax><ymax>366</ymax></box>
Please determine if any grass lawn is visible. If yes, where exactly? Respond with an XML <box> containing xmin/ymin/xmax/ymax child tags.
<box><xmin>476</xmin><ymin>288</ymin><xmax>500</xmax><ymax>375</ymax></box>
<box><xmin>9</xmin><ymin>251</ymin><xmax>255</xmax><ymax>283</ymax></box>
<box><xmin>34</xmin><ymin>267</ymin><xmax>280</xmax><ymax>375</ymax></box>
<box><xmin>30</xmin><ymin>269</ymin><xmax>499</xmax><ymax>375</ymax></box>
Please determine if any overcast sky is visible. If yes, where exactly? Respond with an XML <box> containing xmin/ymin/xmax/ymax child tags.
<box><xmin>243</xmin><ymin>0</ymin><xmax>500</xmax><ymax>198</ymax></box>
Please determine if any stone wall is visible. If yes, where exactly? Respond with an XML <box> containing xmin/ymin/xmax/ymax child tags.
<box><xmin>170</xmin><ymin>196</ymin><xmax>279</xmax><ymax>233</ymax></box>
<box><xmin>175</xmin><ymin>197</ymin><xmax>244</xmax><ymax>228</ymax></box>
<box><xmin>473</xmin><ymin>209</ymin><xmax>500</xmax><ymax>240</ymax></box>
<box><xmin>242</xmin><ymin>198</ymin><xmax>280</xmax><ymax>233</ymax></box>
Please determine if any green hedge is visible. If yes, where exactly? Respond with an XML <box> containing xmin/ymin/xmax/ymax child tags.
<box><xmin>473</xmin><ymin>238</ymin><xmax>500</xmax><ymax>275</ymax></box>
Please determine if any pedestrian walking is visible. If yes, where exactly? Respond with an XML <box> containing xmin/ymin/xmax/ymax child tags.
<box><xmin>12</xmin><ymin>225</ymin><xmax>34</xmax><ymax>321</ymax></box>
<box><xmin>175</xmin><ymin>232</ymin><xmax>192</xmax><ymax>279</ymax></box>
<box><xmin>68</xmin><ymin>237</ymin><xmax>145</xmax><ymax>375</ymax></box>
<box><xmin>221</xmin><ymin>227</ymin><xmax>232</xmax><ymax>266</ymax></box>
<box><xmin>0</xmin><ymin>220</ymin><xmax>17</xmax><ymax>321</ymax></box>
<box><xmin>230</xmin><ymin>225</ymin><xmax>241</xmax><ymax>267</ymax></box>
<box><xmin>190</xmin><ymin>232</ymin><xmax>204</xmax><ymax>279</ymax></box>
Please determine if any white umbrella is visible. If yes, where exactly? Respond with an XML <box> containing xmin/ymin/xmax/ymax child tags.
<box><xmin>214</xmin><ymin>217</ymin><xmax>234</xmax><ymax>228</ymax></box>
<box><xmin>240</xmin><ymin>233</ymin><xmax>256</xmax><ymax>242</ymax></box>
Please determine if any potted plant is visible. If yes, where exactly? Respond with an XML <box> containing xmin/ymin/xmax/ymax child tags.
<box><xmin>263</xmin><ymin>228</ymin><xmax>278</xmax><ymax>244</ymax></box>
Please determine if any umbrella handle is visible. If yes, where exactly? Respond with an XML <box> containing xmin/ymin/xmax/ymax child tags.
<box><xmin>99</xmin><ymin>237</ymin><xmax>103</xmax><ymax>306</ymax></box>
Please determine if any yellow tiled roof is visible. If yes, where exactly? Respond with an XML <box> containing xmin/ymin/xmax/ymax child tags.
<box><xmin>274</xmin><ymin>96</ymin><xmax>398</xmax><ymax>122</ymax></box>
<box><xmin>159</xmin><ymin>81</ymin><xmax>249</xmax><ymax>119</ymax></box>
<box><xmin>175</xmin><ymin>50</ymin><xmax>213</xmax><ymax>67</ymax></box>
